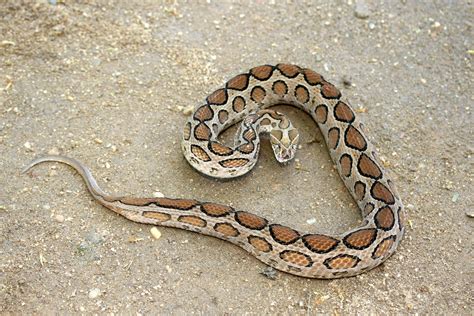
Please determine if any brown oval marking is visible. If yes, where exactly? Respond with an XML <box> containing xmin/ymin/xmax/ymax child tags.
<box><xmin>315</xmin><ymin>104</ymin><xmax>328</xmax><ymax>124</ymax></box>
<box><xmin>183</xmin><ymin>122</ymin><xmax>191</xmax><ymax>140</ymax></box>
<box><xmin>302</xmin><ymin>234</ymin><xmax>339</xmax><ymax>254</ymax></box>
<box><xmin>208</xmin><ymin>141</ymin><xmax>233</xmax><ymax>156</ymax></box>
<box><xmin>201</xmin><ymin>203</ymin><xmax>233</xmax><ymax>217</ymax></box>
<box><xmin>321</xmin><ymin>82</ymin><xmax>341</xmax><ymax>99</ymax></box>
<box><xmin>218</xmin><ymin>109</ymin><xmax>229</xmax><ymax>124</ymax></box>
<box><xmin>268</xmin><ymin>111</ymin><xmax>282</xmax><ymax>120</ymax></box>
<box><xmin>226</xmin><ymin>73</ymin><xmax>249</xmax><ymax>91</ymax></box>
<box><xmin>214</xmin><ymin>223</ymin><xmax>240</xmax><ymax>237</ymax></box>
<box><xmin>302</xmin><ymin>68</ymin><xmax>324</xmax><ymax>85</ymax></box>
<box><xmin>155</xmin><ymin>198</ymin><xmax>199</xmax><ymax>210</ymax></box>
<box><xmin>143</xmin><ymin>211</ymin><xmax>171</xmax><ymax>222</ymax></box>
<box><xmin>119</xmin><ymin>197</ymin><xmax>198</xmax><ymax>210</ymax></box>
<box><xmin>259</xmin><ymin>117</ymin><xmax>271</xmax><ymax>126</ymax></box>
<box><xmin>219</xmin><ymin>158</ymin><xmax>249</xmax><ymax>168</ymax></box>
<box><xmin>358</xmin><ymin>153</ymin><xmax>382</xmax><ymax>179</ymax></box>
<box><xmin>354</xmin><ymin>181</ymin><xmax>366</xmax><ymax>201</ymax></box>
<box><xmin>178</xmin><ymin>215</ymin><xmax>207</xmax><ymax>227</ymax></box>
<box><xmin>243</xmin><ymin>128</ymin><xmax>257</xmax><ymax>142</ymax></box>
<box><xmin>289</xmin><ymin>128</ymin><xmax>299</xmax><ymax>142</ymax></box>
<box><xmin>251</xmin><ymin>86</ymin><xmax>266</xmax><ymax>103</ymax></box>
<box><xmin>118</xmin><ymin>197</ymin><xmax>157</xmax><ymax>206</ymax></box>
<box><xmin>207</xmin><ymin>88</ymin><xmax>228</xmax><ymax>105</ymax></box>
<box><xmin>279</xmin><ymin>250</ymin><xmax>313</xmax><ymax>267</ymax></box>
<box><xmin>191</xmin><ymin>144</ymin><xmax>211</xmax><ymax>162</ymax></box>
<box><xmin>371</xmin><ymin>181</ymin><xmax>395</xmax><ymax>204</ymax></box>
<box><xmin>295</xmin><ymin>84</ymin><xmax>310</xmax><ymax>104</ymax></box>
<box><xmin>212</xmin><ymin>123</ymin><xmax>219</xmax><ymax>135</ymax></box>
<box><xmin>232</xmin><ymin>96</ymin><xmax>246</xmax><ymax>113</ymax></box>
<box><xmin>372</xmin><ymin>235</ymin><xmax>396</xmax><ymax>259</ymax></box>
<box><xmin>344</xmin><ymin>125</ymin><xmax>367</xmax><ymax>151</ymax></box>
<box><xmin>324</xmin><ymin>254</ymin><xmax>361</xmax><ymax>270</ymax></box>
<box><xmin>339</xmin><ymin>154</ymin><xmax>353</xmax><ymax>177</ymax></box>
<box><xmin>248</xmin><ymin>236</ymin><xmax>272</xmax><ymax>253</ymax></box>
<box><xmin>194</xmin><ymin>123</ymin><xmax>211</xmax><ymax>141</ymax></box>
<box><xmin>270</xmin><ymin>129</ymin><xmax>282</xmax><ymax>145</ymax></box>
<box><xmin>327</xmin><ymin>127</ymin><xmax>340</xmax><ymax>150</ymax></box>
<box><xmin>234</xmin><ymin>211</ymin><xmax>267</xmax><ymax>230</ymax></box>
<box><xmin>277</xmin><ymin>64</ymin><xmax>301</xmax><ymax>78</ymax></box>
<box><xmin>343</xmin><ymin>228</ymin><xmax>378</xmax><ymax>250</ymax></box>
<box><xmin>272</xmin><ymin>80</ymin><xmax>288</xmax><ymax>97</ymax></box>
<box><xmin>374</xmin><ymin>206</ymin><xmax>395</xmax><ymax>231</ymax></box>
<box><xmin>334</xmin><ymin>101</ymin><xmax>355</xmax><ymax>123</ymax></box>
<box><xmin>397</xmin><ymin>207</ymin><xmax>405</xmax><ymax>232</ymax></box>
<box><xmin>269</xmin><ymin>224</ymin><xmax>300</xmax><ymax>245</ymax></box>
<box><xmin>250</xmin><ymin>65</ymin><xmax>274</xmax><ymax>80</ymax></box>
<box><xmin>237</xmin><ymin>143</ymin><xmax>255</xmax><ymax>154</ymax></box>
<box><xmin>387</xmin><ymin>179</ymin><xmax>399</xmax><ymax>197</ymax></box>
<box><xmin>193</xmin><ymin>105</ymin><xmax>214</xmax><ymax>122</ymax></box>
<box><xmin>278</xmin><ymin>116</ymin><xmax>290</xmax><ymax>129</ymax></box>
<box><xmin>364</xmin><ymin>202</ymin><xmax>375</xmax><ymax>216</ymax></box>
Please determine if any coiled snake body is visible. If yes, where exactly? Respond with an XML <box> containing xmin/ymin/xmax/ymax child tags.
<box><xmin>24</xmin><ymin>64</ymin><xmax>405</xmax><ymax>279</ymax></box>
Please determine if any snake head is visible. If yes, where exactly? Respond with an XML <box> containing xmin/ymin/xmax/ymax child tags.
<box><xmin>270</xmin><ymin>128</ymin><xmax>299</xmax><ymax>163</ymax></box>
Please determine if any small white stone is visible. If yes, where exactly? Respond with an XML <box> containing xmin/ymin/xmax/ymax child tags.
<box><xmin>55</xmin><ymin>214</ymin><xmax>65</xmax><ymax>223</ymax></box>
<box><xmin>306</xmin><ymin>218</ymin><xmax>317</xmax><ymax>225</ymax></box>
<box><xmin>406</xmin><ymin>204</ymin><xmax>415</xmax><ymax>210</ymax></box>
<box><xmin>354</xmin><ymin>0</ymin><xmax>370</xmax><ymax>19</ymax></box>
<box><xmin>47</xmin><ymin>147</ymin><xmax>60</xmax><ymax>155</ymax></box>
<box><xmin>24</xmin><ymin>141</ymin><xmax>32</xmax><ymax>149</ymax></box>
<box><xmin>150</xmin><ymin>227</ymin><xmax>162</xmax><ymax>240</ymax></box>
<box><xmin>152</xmin><ymin>191</ymin><xmax>164</xmax><ymax>198</ymax></box>
<box><xmin>88</xmin><ymin>288</ymin><xmax>101</xmax><ymax>299</ymax></box>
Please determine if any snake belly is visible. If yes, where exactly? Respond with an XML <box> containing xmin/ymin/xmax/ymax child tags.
<box><xmin>24</xmin><ymin>64</ymin><xmax>405</xmax><ymax>279</ymax></box>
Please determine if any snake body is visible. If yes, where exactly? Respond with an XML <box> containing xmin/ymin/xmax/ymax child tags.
<box><xmin>24</xmin><ymin>64</ymin><xmax>404</xmax><ymax>279</ymax></box>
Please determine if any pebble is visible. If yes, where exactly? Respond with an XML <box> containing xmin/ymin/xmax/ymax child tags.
<box><xmin>306</xmin><ymin>218</ymin><xmax>317</xmax><ymax>225</ymax></box>
<box><xmin>24</xmin><ymin>141</ymin><xmax>32</xmax><ymax>150</ymax></box>
<box><xmin>152</xmin><ymin>191</ymin><xmax>165</xmax><ymax>198</ymax></box>
<box><xmin>55</xmin><ymin>214</ymin><xmax>65</xmax><ymax>223</ymax></box>
<box><xmin>48</xmin><ymin>147</ymin><xmax>60</xmax><ymax>155</ymax></box>
<box><xmin>451</xmin><ymin>192</ymin><xmax>459</xmax><ymax>203</ymax></box>
<box><xmin>466</xmin><ymin>211</ymin><xmax>474</xmax><ymax>218</ymax></box>
<box><xmin>150</xmin><ymin>227</ymin><xmax>162</xmax><ymax>240</ymax></box>
<box><xmin>88</xmin><ymin>288</ymin><xmax>101</xmax><ymax>299</ymax></box>
<box><xmin>354</xmin><ymin>0</ymin><xmax>370</xmax><ymax>19</ymax></box>
<box><xmin>261</xmin><ymin>267</ymin><xmax>278</xmax><ymax>280</ymax></box>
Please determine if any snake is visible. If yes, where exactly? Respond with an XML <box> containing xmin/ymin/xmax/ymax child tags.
<box><xmin>23</xmin><ymin>64</ymin><xmax>405</xmax><ymax>279</ymax></box>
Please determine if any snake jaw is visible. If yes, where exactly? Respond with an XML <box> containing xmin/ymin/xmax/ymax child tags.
<box><xmin>272</xmin><ymin>144</ymin><xmax>297</xmax><ymax>163</ymax></box>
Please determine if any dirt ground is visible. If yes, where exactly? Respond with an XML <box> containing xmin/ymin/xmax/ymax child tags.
<box><xmin>1</xmin><ymin>0</ymin><xmax>472</xmax><ymax>314</ymax></box>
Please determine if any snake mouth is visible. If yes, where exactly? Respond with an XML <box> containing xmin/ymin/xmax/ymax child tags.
<box><xmin>275</xmin><ymin>152</ymin><xmax>295</xmax><ymax>164</ymax></box>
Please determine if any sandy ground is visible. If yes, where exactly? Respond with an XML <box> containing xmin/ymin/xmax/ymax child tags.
<box><xmin>1</xmin><ymin>0</ymin><xmax>473</xmax><ymax>314</ymax></box>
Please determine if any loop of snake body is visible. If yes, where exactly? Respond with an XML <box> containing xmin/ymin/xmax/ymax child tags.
<box><xmin>24</xmin><ymin>64</ymin><xmax>405</xmax><ymax>279</ymax></box>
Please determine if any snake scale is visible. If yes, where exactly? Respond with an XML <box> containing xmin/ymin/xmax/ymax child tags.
<box><xmin>24</xmin><ymin>64</ymin><xmax>405</xmax><ymax>279</ymax></box>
